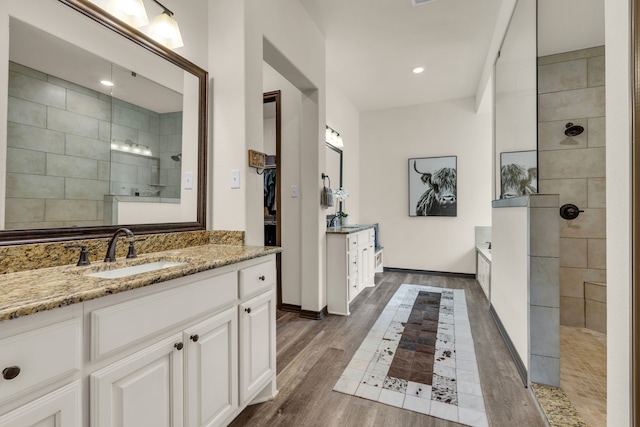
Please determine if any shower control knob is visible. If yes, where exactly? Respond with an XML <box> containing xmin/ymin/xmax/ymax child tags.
<box><xmin>559</xmin><ymin>204</ymin><xmax>584</xmax><ymax>220</ymax></box>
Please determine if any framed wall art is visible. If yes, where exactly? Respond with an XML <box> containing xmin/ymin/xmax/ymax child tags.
<box><xmin>408</xmin><ymin>156</ymin><xmax>457</xmax><ymax>217</ymax></box>
<box><xmin>500</xmin><ymin>150</ymin><xmax>537</xmax><ymax>198</ymax></box>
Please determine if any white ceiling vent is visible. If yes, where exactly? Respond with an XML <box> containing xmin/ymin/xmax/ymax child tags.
<box><xmin>412</xmin><ymin>0</ymin><xmax>437</xmax><ymax>5</ymax></box>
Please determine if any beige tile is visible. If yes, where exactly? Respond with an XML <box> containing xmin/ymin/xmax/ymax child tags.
<box><xmin>45</xmin><ymin>199</ymin><xmax>99</xmax><ymax>221</ymax></box>
<box><xmin>538</xmin><ymin>119</ymin><xmax>588</xmax><ymax>151</ymax></box>
<box><xmin>5</xmin><ymin>221</ymin><xmax>64</xmax><ymax>230</ymax></box>
<box><xmin>530</xmin><ymin>208</ymin><xmax>559</xmax><ymax>257</ymax></box>
<box><xmin>530</xmin><ymin>256</ymin><xmax>560</xmax><ymax>308</ymax></box>
<box><xmin>560</xmin><ymin>267</ymin><xmax>585</xmax><ymax>297</ymax></box>
<box><xmin>587</xmin><ymin>56</ymin><xmax>605</xmax><ymax>87</ymax></box>
<box><xmin>538</xmin><ymin>59</ymin><xmax>587</xmax><ymax>94</ymax></box>
<box><xmin>65</xmin><ymin>178</ymin><xmax>110</xmax><ymax>201</ymax></box>
<box><xmin>98</xmin><ymin>161</ymin><xmax>111</xmax><ymax>182</ymax></box>
<box><xmin>47</xmin><ymin>106</ymin><xmax>99</xmax><ymax>139</ymax></box>
<box><xmin>111</xmin><ymin>123</ymin><xmax>138</xmax><ymax>144</ymax></box>
<box><xmin>67</xmin><ymin>90</ymin><xmax>111</xmax><ymax>122</ymax></box>
<box><xmin>110</xmin><ymin>162</ymin><xmax>139</xmax><ymax>184</ymax></box>
<box><xmin>9</xmin><ymin>62</ymin><xmax>47</xmax><ymax>81</ymax></box>
<box><xmin>529</xmin><ymin>194</ymin><xmax>559</xmax><ymax>208</ymax></box>
<box><xmin>560</xmin><ymin>238</ymin><xmax>587</xmax><ymax>268</ymax></box>
<box><xmin>5</xmin><ymin>198</ymin><xmax>45</xmax><ymax>223</ymax></box>
<box><xmin>587</xmin><ymin>238</ymin><xmax>606</xmax><ymax>270</ymax></box>
<box><xmin>65</xmin><ymin>134</ymin><xmax>111</xmax><ymax>161</ymax></box>
<box><xmin>587</xmin><ymin>178</ymin><xmax>606</xmax><ymax>208</ymax></box>
<box><xmin>560</xmin><ymin>208</ymin><xmax>606</xmax><ymax>238</ymax></box>
<box><xmin>587</xmin><ymin>116</ymin><xmax>606</xmax><ymax>147</ymax></box>
<box><xmin>560</xmin><ymin>296</ymin><xmax>585</xmax><ymax>327</ymax></box>
<box><xmin>538</xmin><ymin>87</ymin><xmax>605</xmax><ymax>122</ymax></box>
<box><xmin>538</xmin><ymin>46</ymin><xmax>605</xmax><ymax>66</ymax></box>
<box><xmin>531</xmin><ymin>306</ymin><xmax>560</xmax><ymax>358</ymax></box>
<box><xmin>6</xmin><ymin>147</ymin><xmax>46</xmax><ymax>175</ymax></box>
<box><xmin>46</xmin><ymin>153</ymin><xmax>98</xmax><ymax>180</ymax></box>
<box><xmin>585</xmin><ymin>300</ymin><xmax>606</xmax><ymax>333</ymax></box>
<box><xmin>113</xmin><ymin>104</ymin><xmax>150</xmax><ymax>132</ymax></box>
<box><xmin>99</xmin><ymin>120</ymin><xmax>111</xmax><ymax>142</ymax></box>
<box><xmin>537</xmin><ymin>179</ymin><xmax>588</xmax><ymax>207</ymax></box>
<box><xmin>9</xmin><ymin>70</ymin><xmax>66</xmax><ymax>109</ymax></box>
<box><xmin>48</xmin><ymin>75</ymin><xmax>102</xmax><ymax>99</ymax></box>
<box><xmin>7</xmin><ymin>122</ymin><xmax>65</xmax><ymax>154</ymax></box>
<box><xmin>585</xmin><ymin>282</ymin><xmax>606</xmax><ymax>302</ymax></box>
<box><xmin>8</xmin><ymin>96</ymin><xmax>47</xmax><ymax>128</ymax></box>
<box><xmin>538</xmin><ymin>148</ymin><xmax>605</xmax><ymax>180</ymax></box>
<box><xmin>6</xmin><ymin>173</ymin><xmax>64</xmax><ymax>199</ymax></box>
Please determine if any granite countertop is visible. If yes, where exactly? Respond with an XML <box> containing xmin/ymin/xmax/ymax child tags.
<box><xmin>326</xmin><ymin>224</ymin><xmax>376</xmax><ymax>234</ymax></box>
<box><xmin>0</xmin><ymin>244</ymin><xmax>281</xmax><ymax>322</ymax></box>
<box><xmin>476</xmin><ymin>244</ymin><xmax>491</xmax><ymax>262</ymax></box>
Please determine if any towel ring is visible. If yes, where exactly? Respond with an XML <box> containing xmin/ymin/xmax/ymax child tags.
<box><xmin>321</xmin><ymin>173</ymin><xmax>331</xmax><ymax>188</ymax></box>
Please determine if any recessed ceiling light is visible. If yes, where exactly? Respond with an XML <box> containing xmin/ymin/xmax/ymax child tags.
<box><xmin>100</xmin><ymin>80</ymin><xmax>114</xmax><ymax>86</ymax></box>
<box><xmin>413</xmin><ymin>67</ymin><xmax>425</xmax><ymax>74</ymax></box>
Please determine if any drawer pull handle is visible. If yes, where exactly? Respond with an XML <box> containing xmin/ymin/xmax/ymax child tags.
<box><xmin>190</xmin><ymin>334</ymin><xmax>199</xmax><ymax>342</ymax></box>
<box><xmin>245</xmin><ymin>307</ymin><xmax>252</xmax><ymax>314</ymax></box>
<box><xmin>2</xmin><ymin>366</ymin><xmax>20</xmax><ymax>380</ymax></box>
<box><xmin>258</xmin><ymin>275</ymin><xmax>266</xmax><ymax>281</ymax></box>
<box><xmin>174</xmin><ymin>342</ymin><xmax>184</xmax><ymax>351</ymax></box>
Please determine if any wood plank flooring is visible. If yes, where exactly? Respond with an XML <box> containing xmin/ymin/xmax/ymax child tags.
<box><xmin>230</xmin><ymin>272</ymin><xmax>545</xmax><ymax>427</ymax></box>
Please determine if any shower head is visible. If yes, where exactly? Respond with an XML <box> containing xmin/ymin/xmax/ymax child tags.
<box><xmin>171</xmin><ymin>153</ymin><xmax>182</xmax><ymax>162</ymax></box>
<box><xmin>564</xmin><ymin>122</ymin><xmax>584</xmax><ymax>137</ymax></box>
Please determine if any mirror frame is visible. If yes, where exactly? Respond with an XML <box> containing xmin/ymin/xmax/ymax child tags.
<box><xmin>325</xmin><ymin>142</ymin><xmax>343</xmax><ymax>211</ymax></box>
<box><xmin>0</xmin><ymin>0</ymin><xmax>208</xmax><ymax>245</ymax></box>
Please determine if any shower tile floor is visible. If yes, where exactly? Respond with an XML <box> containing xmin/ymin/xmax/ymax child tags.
<box><xmin>560</xmin><ymin>325</ymin><xmax>607</xmax><ymax>426</ymax></box>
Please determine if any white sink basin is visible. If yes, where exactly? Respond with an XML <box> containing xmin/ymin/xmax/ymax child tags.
<box><xmin>87</xmin><ymin>261</ymin><xmax>185</xmax><ymax>279</ymax></box>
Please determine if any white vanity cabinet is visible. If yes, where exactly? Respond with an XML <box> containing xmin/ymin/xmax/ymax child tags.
<box><xmin>476</xmin><ymin>251</ymin><xmax>491</xmax><ymax>300</ymax></box>
<box><xmin>327</xmin><ymin>227</ymin><xmax>376</xmax><ymax>315</ymax></box>
<box><xmin>0</xmin><ymin>254</ymin><xmax>277</xmax><ymax>427</ymax></box>
<box><xmin>0</xmin><ymin>306</ymin><xmax>83</xmax><ymax>427</ymax></box>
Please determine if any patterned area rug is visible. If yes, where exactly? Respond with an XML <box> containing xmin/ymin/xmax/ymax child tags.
<box><xmin>333</xmin><ymin>284</ymin><xmax>488</xmax><ymax>427</ymax></box>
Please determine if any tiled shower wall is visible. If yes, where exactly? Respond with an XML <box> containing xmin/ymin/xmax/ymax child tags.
<box><xmin>537</xmin><ymin>47</ymin><xmax>606</xmax><ymax>333</ymax></box>
<box><xmin>6</xmin><ymin>62</ymin><xmax>182</xmax><ymax>229</ymax></box>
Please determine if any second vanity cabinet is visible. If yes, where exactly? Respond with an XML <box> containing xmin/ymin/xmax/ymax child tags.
<box><xmin>327</xmin><ymin>227</ymin><xmax>376</xmax><ymax>315</ymax></box>
<box><xmin>0</xmin><ymin>254</ymin><xmax>277</xmax><ymax>427</ymax></box>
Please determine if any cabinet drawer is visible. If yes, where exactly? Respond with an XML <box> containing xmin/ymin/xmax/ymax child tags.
<box><xmin>0</xmin><ymin>318</ymin><xmax>82</xmax><ymax>403</ymax></box>
<box><xmin>239</xmin><ymin>260</ymin><xmax>275</xmax><ymax>299</ymax></box>
<box><xmin>347</xmin><ymin>253</ymin><xmax>358</xmax><ymax>277</ymax></box>
<box><xmin>91</xmin><ymin>270</ymin><xmax>237</xmax><ymax>360</ymax></box>
<box><xmin>368</xmin><ymin>229</ymin><xmax>375</xmax><ymax>244</ymax></box>
<box><xmin>347</xmin><ymin>234</ymin><xmax>359</xmax><ymax>251</ymax></box>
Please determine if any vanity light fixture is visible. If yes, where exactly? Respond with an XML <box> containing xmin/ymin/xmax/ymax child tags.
<box><xmin>106</xmin><ymin>0</ymin><xmax>149</xmax><ymax>28</ymax></box>
<box><xmin>147</xmin><ymin>0</ymin><xmax>184</xmax><ymax>49</ymax></box>
<box><xmin>326</xmin><ymin>125</ymin><xmax>344</xmax><ymax>148</ymax></box>
<box><xmin>111</xmin><ymin>140</ymin><xmax>153</xmax><ymax>156</ymax></box>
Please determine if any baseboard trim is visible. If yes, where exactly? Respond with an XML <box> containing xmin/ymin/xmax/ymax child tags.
<box><xmin>279</xmin><ymin>303</ymin><xmax>301</xmax><ymax>313</ymax></box>
<box><xmin>490</xmin><ymin>304</ymin><xmax>528</xmax><ymax>387</ymax></box>
<box><xmin>383</xmin><ymin>267</ymin><xmax>475</xmax><ymax>279</ymax></box>
<box><xmin>299</xmin><ymin>306</ymin><xmax>328</xmax><ymax>320</ymax></box>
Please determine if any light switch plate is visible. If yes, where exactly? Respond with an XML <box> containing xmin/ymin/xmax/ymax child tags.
<box><xmin>230</xmin><ymin>170</ymin><xmax>240</xmax><ymax>189</ymax></box>
<box><xmin>291</xmin><ymin>185</ymin><xmax>298</xmax><ymax>197</ymax></box>
<box><xmin>184</xmin><ymin>172</ymin><xmax>193</xmax><ymax>189</ymax></box>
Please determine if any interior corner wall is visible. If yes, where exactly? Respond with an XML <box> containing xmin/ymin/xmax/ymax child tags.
<box><xmin>263</xmin><ymin>62</ymin><xmax>303</xmax><ymax>307</ymax></box>
<box><xmin>326</xmin><ymin>82</ymin><xmax>360</xmax><ymax>223</ymax></box>
<box><xmin>605</xmin><ymin>0</ymin><xmax>632</xmax><ymax>424</ymax></box>
<box><xmin>359</xmin><ymin>98</ymin><xmax>492</xmax><ymax>274</ymax></box>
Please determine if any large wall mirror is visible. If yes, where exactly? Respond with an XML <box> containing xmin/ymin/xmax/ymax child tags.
<box><xmin>0</xmin><ymin>0</ymin><xmax>207</xmax><ymax>244</ymax></box>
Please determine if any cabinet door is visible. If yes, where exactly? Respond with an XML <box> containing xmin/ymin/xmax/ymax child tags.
<box><xmin>0</xmin><ymin>380</ymin><xmax>82</xmax><ymax>427</ymax></box>
<box><xmin>184</xmin><ymin>307</ymin><xmax>238</xmax><ymax>427</ymax></box>
<box><xmin>239</xmin><ymin>290</ymin><xmax>276</xmax><ymax>405</ymax></box>
<box><xmin>90</xmin><ymin>334</ymin><xmax>184</xmax><ymax>427</ymax></box>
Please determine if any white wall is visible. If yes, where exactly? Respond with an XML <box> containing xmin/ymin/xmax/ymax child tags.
<box><xmin>491</xmin><ymin>205</ymin><xmax>529</xmax><ymax>369</ymax></box>
<box><xmin>209</xmin><ymin>0</ymin><xmax>327</xmax><ymax>312</ymax></box>
<box><xmin>327</xmin><ymin>82</ymin><xmax>360</xmax><ymax>223</ymax></box>
<box><xmin>360</xmin><ymin>98</ymin><xmax>492</xmax><ymax>274</ymax></box>
<box><xmin>605</xmin><ymin>0</ymin><xmax>632</xmax><ymax>424</ymax></box>
<box><xmin>263</xmin><ymin>62</ymin><xmax>303</xmax><ymax>307</ymax></box>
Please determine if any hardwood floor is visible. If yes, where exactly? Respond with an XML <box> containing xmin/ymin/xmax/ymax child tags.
<box><xmin>230</xmin><ymin>272</ymin><xmax>545</xmax><ymax>426</ymax></box>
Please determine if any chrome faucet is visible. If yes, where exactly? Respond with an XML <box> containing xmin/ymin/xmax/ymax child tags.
<box><xmin>104</xmin><ymin>228</ymin><xmax>135</xmax><ymax>262</ymax></box>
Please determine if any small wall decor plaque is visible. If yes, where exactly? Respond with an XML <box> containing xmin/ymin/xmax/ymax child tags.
<box><xmin>248</xmin><ymin>149</ymin><xmax>266</xmax><ymax>169</ymax></box>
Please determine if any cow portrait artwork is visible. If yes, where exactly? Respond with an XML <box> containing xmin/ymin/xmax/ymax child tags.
<box><xmin>500</xmin><ymin>164</ymin><xmax>537</xmax><ymax>198</ymax></box>
<box><xmin>409</xmin><ymin>156</ymin><xmax>457</xmax><ymax>217</ymax></box>
<box><xmin>499</xmin><ymin>150</ymin><xmax>538</xmax><ymax>199</ymax></box>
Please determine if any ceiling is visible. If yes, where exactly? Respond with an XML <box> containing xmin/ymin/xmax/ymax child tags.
<box><xmin>298</xmin><ymin>0</ymin><xmax>605</xmax><ymax>113</ymax></box>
